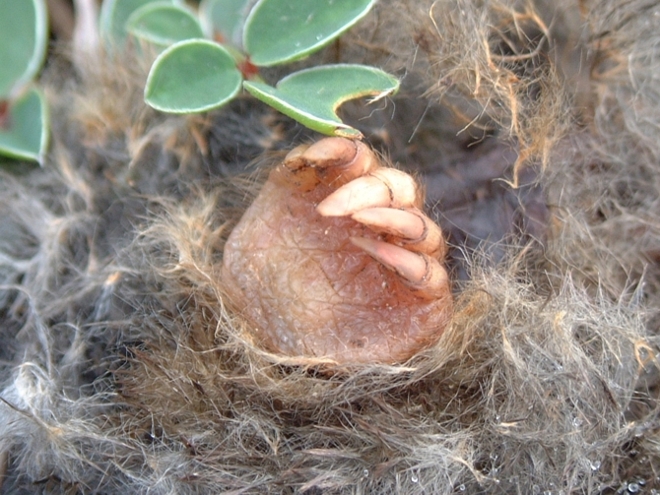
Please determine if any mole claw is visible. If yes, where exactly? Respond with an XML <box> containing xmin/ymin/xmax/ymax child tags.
<box><xmin>351</xmin><ymin>207</ymin><xmax>426</xmax><ymax>241</ymax></box>
<box><xmin>317</xmin><ymin>168</ymin><xmax>419</xmax><ymax>217</ymax></box>
<box><xmin>316</xmin><ymin>175</ymin><xmax>392</xmax><ymax>216</ymax></box>
<box><xmin>296</xmin><ymin>137</ymin><xmax>357</xmax><ymax>169</ymax></box>
<box><xmin>369</xmin><ymin>169</ymin><xmax>420</xmax><ymax>208</ymax></box>
<box><xmin>283</xmin><ymin>144</ymin><xmax>312</xmax><ymax>170</ymax></box>
<box><xmin>350</xmin><ymin>236</ymin><xmax>427</xmax><ymax>280</ymax></box>
<box><xmin>352</xmin><ymin>207</ymin><xmax>446</xmax><ymax>257</ymax></box>
<box><xmin>298</xmin><ymin>137</ymin><xmax>378</xmax><ymax>187</ymax></box>
<box><xmin>350</xmin><ymin>236</ymin><xmax>450</xmax><ymax>299</ymax></box>
<box><xmin>351</xmin><ymin>208</ymin><xmax>447</xmax><ymax>259</ymax></box>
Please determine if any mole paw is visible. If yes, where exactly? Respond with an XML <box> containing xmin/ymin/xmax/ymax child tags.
<box><xmin>223</xmin><ymin>137</ymin><xmax>452</xmax><ymax>364</ymax></box>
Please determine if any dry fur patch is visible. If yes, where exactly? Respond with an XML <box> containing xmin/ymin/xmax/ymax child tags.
<box><xmin>1</xmin><ymin>0</ymin><xmax>660</xmax><ymax>493</ymax></box>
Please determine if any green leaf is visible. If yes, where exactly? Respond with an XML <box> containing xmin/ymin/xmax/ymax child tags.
<box><xmin>200</xmin><ymin>0</ymin><xmax>251</xmax><ymax>46</ymax></box>
<box><xmin>100</xmin><ymin>0</ymin><xmax>176</xmax><ymax>45</ymax></box>
<box><xmin>145</xmin><ymin>39</ymin><xmax>243</xmax><ymax>113</ymax></box>
<box><xmin>243</xmin><ymin>64</ymin><xmax>399</xmax><ymax>138</ymax></box>
<box><xmin>126</xmin><ymin>2</ymin><xmax>205</xmax><ymax>47</ymax></box>
<box><xmin>0</xmin><ymin>87</ymin><xmax>50</xmax><ymax>163</ymax></box>
<box><xmin>244</xmin><ymin>0</ymin><xmax>376</xmax><ymax>67</ymax></box>
<box><xmin>0</xmin><ymin>0</ymin><xmax>48</xmax><ymax>98</ymax></box>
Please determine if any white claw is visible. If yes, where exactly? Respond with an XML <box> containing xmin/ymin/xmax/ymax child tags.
<box><xmin>316</xmin><ymin>175</ymin><xmax>391</xmax><ymax>216</ymax></box>
<box><xmin>370</xmin><ymin>168</ymin><xmax>419</xmax><ymax>208</ymax></box>
<box><xmin>350</xmin><ymin>236</ymin><xmax>427</xmax><ymax>282</ymax></box>
<box><xmin>317</xmin><ymin>169</ymin><xmax>418</xmax><ymax>217</ymax></box>
<box><xmin>350</xmin><ymin>237</ymin><xmax>450</xmax><ymax>298</ymax></box>
<box><xmin>351</xmin><ymin>207</ymin><xmax>426</xmax><ymax>240</ymax></box>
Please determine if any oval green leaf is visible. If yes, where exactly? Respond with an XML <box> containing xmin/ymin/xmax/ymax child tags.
<box><xmin>0</xmin><ymin>0</ymin><xmax>48</xmax><ymax>98</ymax></box>
<box><xmin>145</xmin><ymin>39</ymin><xmax>243</xmax><ymax>113</ymax></box>
<box><xmin>243</xmin><ymin>64</ymin><xmax>399</xmax><ymax>138</ymax></box>
<box><xmin>244</xmin><ymin>0</ymin><xmax>376</xmax><ymax>67</ymax></box>
<box><xmin>126</xmin><ymin>3</ymin><xmax>204</xmax><ymax>47</ymax></box>
<box><xmin>0</xmin><ymin>87</ymin><xmax>50</xmax><ymax>163</ymax></box>
<box><xmin>100</xmin><ymin>0</ymin><xmax>176</xmax><ymax>45</ymax></box>
<box><xmin>200</xmin><ymin>0</ymin><xmax>251</xmax><ymax>47</ymax></box>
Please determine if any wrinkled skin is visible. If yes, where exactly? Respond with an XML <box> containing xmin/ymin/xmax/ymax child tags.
<box><xmin>223</xmin><ymin>138</ymin><xmax>452</xmax><ymax>364</ymax></box>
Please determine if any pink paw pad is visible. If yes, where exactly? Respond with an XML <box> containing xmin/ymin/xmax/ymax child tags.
<box><xmin>223</xmin><ymin>137</ymin><xmax>452</xmax><ymax>364</ymax></box>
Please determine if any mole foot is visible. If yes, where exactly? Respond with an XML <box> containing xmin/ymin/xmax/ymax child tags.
<box><xmin>223</xmin><ymin>138</ymin><xmax>452</xmax><ymax>364</ymax></box>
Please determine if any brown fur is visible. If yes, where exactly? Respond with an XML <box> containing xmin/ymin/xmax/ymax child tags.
<box><xmin>0</xmin><ymin>0</ymin><xmax>659</xmax><ymax>493</ymax></box>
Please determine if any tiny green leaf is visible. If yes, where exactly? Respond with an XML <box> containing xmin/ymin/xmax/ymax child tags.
<box><xmin>0</xmin><ymin>0</ymin><xmax>48</xmax><ymax>98</ymax></box>
<box><xmin>243</xmin><ymin>64</ymin><xmax>399</xmax><ymax>138</ymax></box>
<box><xmin>0</xmin><ymin>88</ymin><xmax>50</xmax><ymax>163</ymax></box>
<box><xmin>200</xmin><ymin>0</ymin><xmax>251</xmax><ymax>46</ymax></box>
<box><xmin>126</xmin><ymin>3</ymin><xmax>205</xmax><ymax>47</ymax></box>
<box><xmin>244</xmin><ymin>0</ymin><xmax>377</xmax><ymax>67</ymax></box>
<box><xmin>100</xmin><ymin>0</ymin><xmax>176</xmax><ymax>45</ymax></box>
<box><xmin>145</xmin><ymin>40</ymin><xmax>243</xmax><ymax>113</ymax></box>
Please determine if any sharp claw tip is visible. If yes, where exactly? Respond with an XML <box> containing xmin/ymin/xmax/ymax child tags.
<box><xmin>350</xmin><ymin>236</ymin><xmax>428</xmax><ymax>284</ymax></box>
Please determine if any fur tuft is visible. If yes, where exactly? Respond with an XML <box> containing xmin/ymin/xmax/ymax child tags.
<box><xmin>1</xmin><ymin>0</ymin><xmax>660</xmax><ymax>493</ymax></box>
